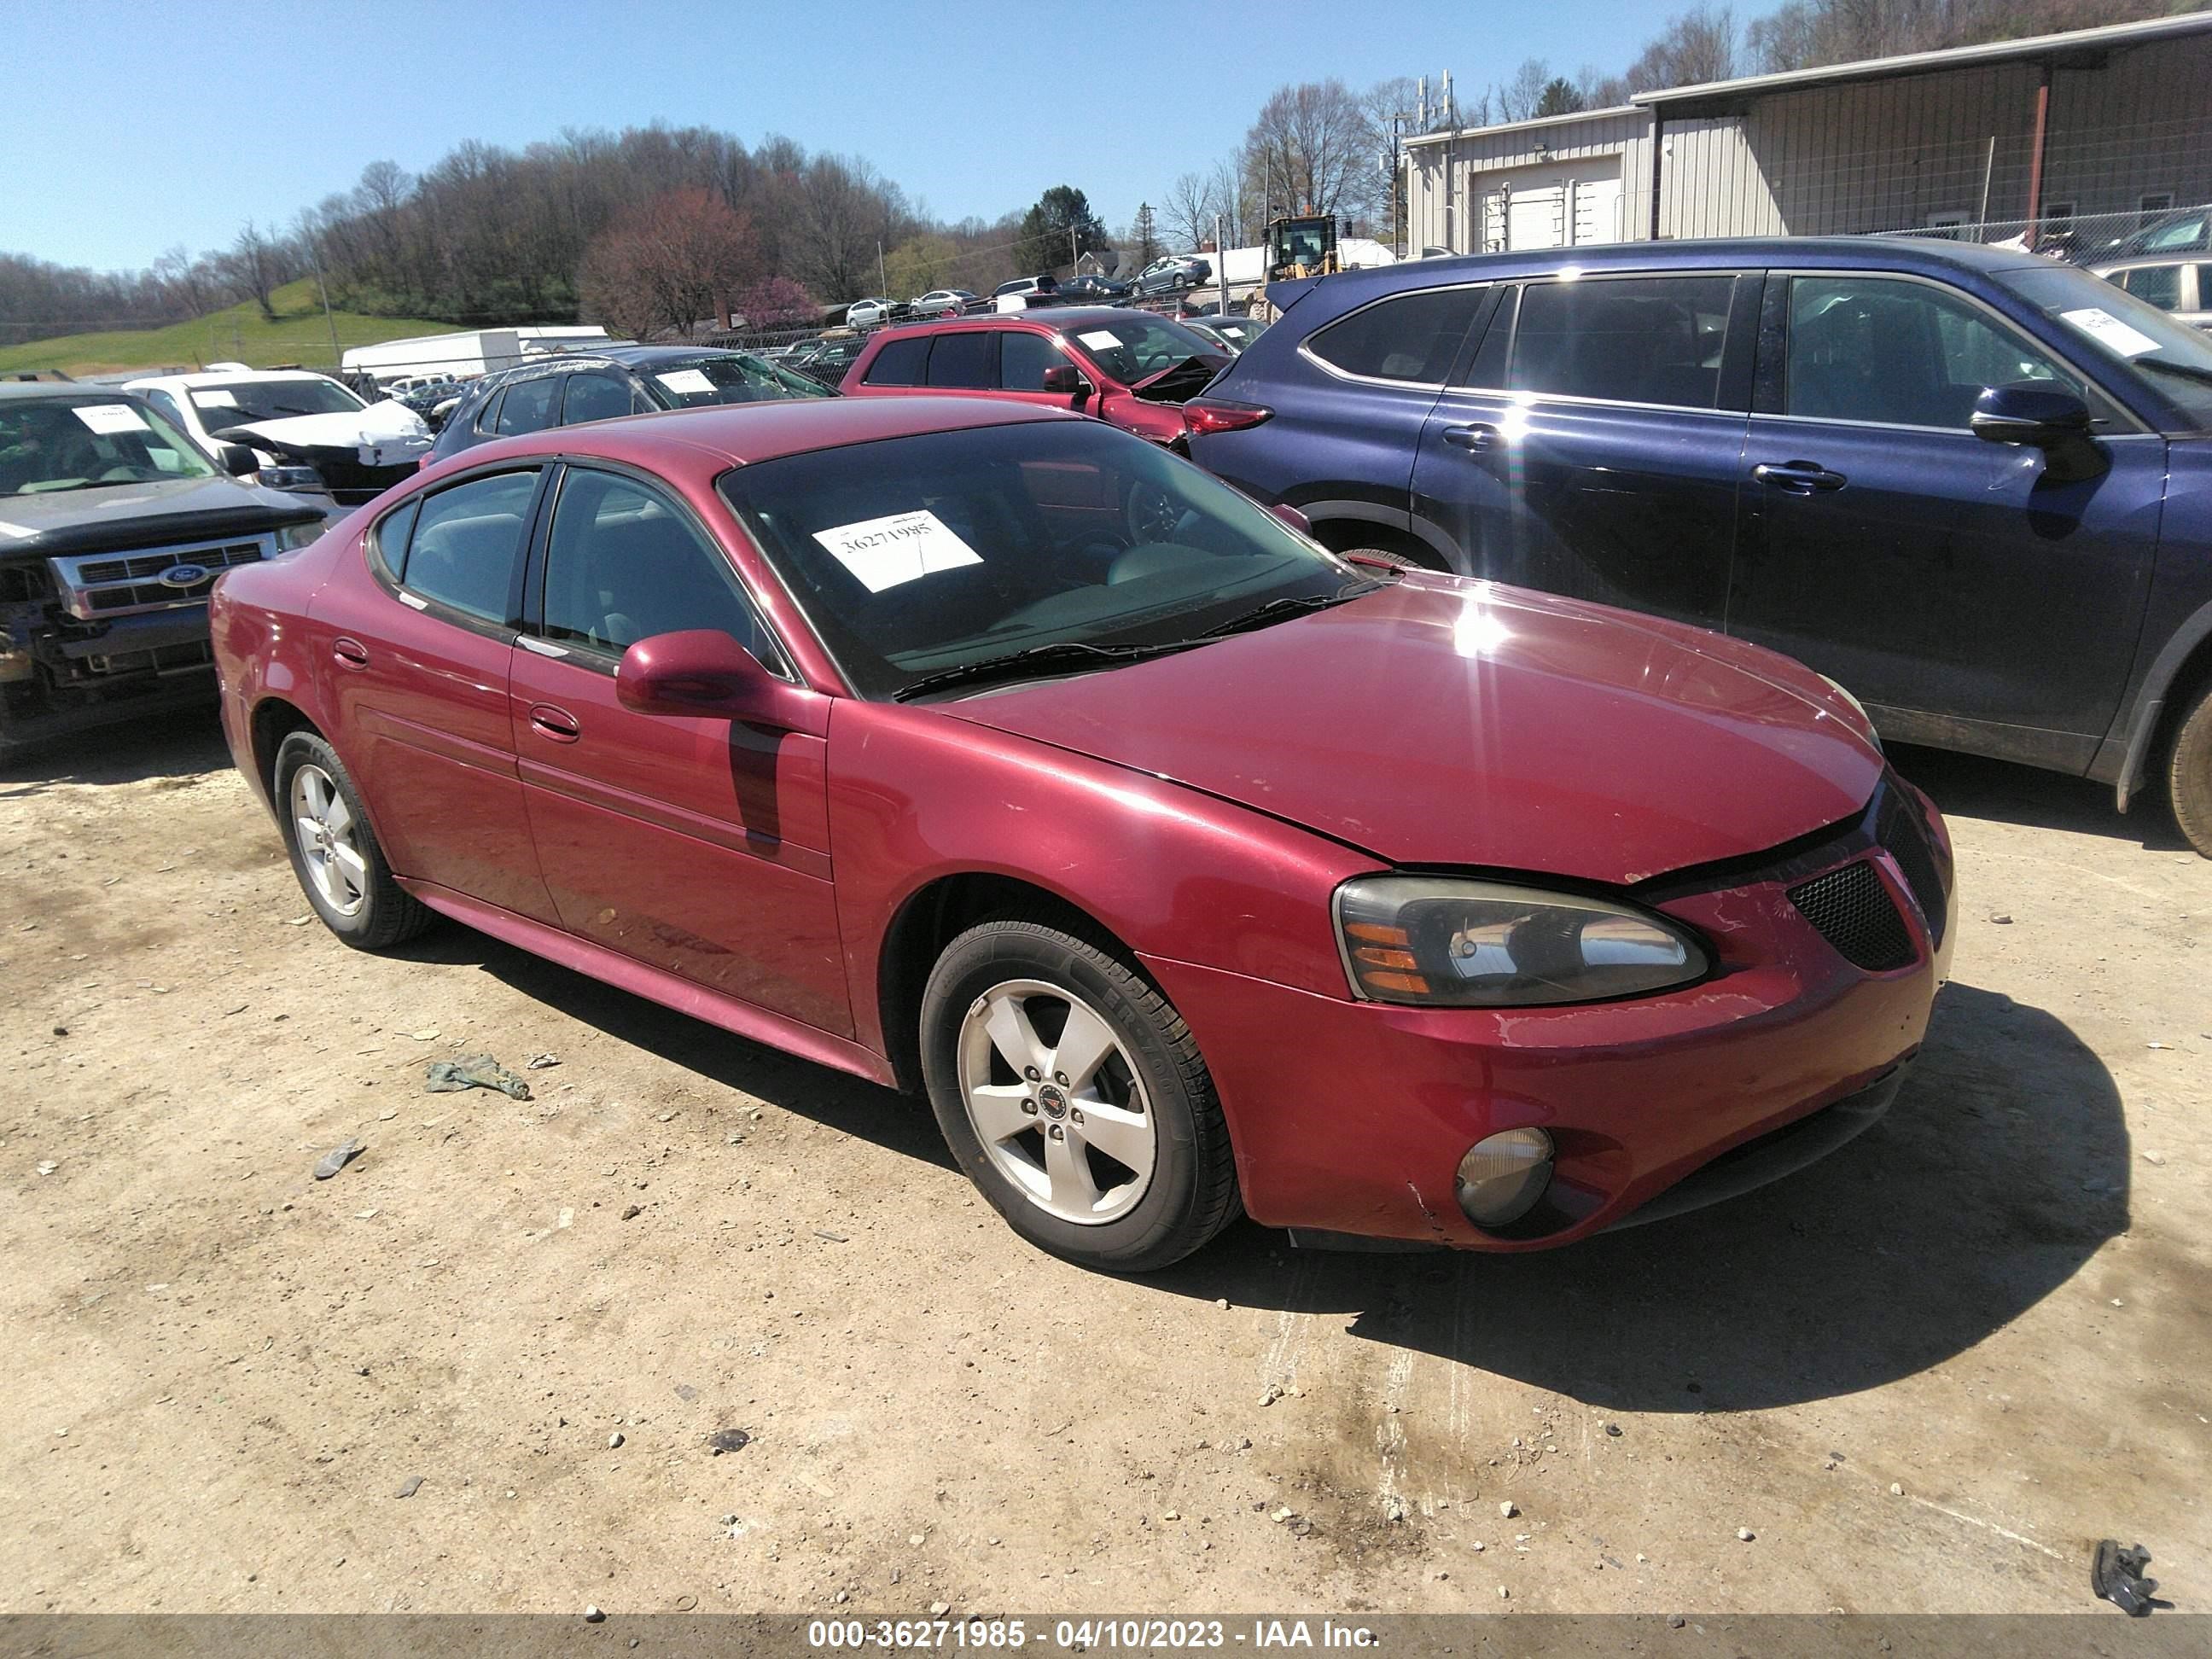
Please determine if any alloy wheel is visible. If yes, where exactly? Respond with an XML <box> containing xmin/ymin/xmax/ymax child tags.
<box><xmin>289</xmin><ymin>762</ymin><xmax>369</xmax><ymax>917</ymax></box>
<box><xmin>955</xmin><ymin>979</ymin><xmax>1156</xmax><ymax>1225</ymax></box>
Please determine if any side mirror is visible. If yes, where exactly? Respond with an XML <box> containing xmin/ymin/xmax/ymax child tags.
<box><xmin>1040</xmin><ymin>364</ymin><xmax>1092</xmax><ymax>410</ymax></box>
<box><xmin>1970</xmin><ymin>383</ymin><xmax>2104</xmax><ymax>483</ymax></box>
<box><xmin>1266</xmin><ymin>501</ymin><xmax>1312</xmax><ymax>535</ymax></box>
<box><xmin>1970</xmin><ymin>384</ymin><xmax>2093</xmax><ymax>448</ymax></box>
<box><xmin>615</xmin><ymin>629</ymin><xmax>777</xmax><ymax>719</ymax></box>
<box><xmin>218</xmin><ymin>443</ymin><xmax>259</xmax><ymax>476</ymax></box>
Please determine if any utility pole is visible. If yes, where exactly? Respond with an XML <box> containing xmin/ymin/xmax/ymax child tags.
<box><xmin>307</xmin><ymin>235</ymin><xmax>343</xmax><ymax>375</ymax></box>
<box><xmin>1215</xmin><ymin>214</ymin><xmax>1228</xmax><ymax>313</ymax></box>
<box><xmin>877</xmin><ymin>241</ymin><xmax>888</xmax><ymax>297</ymax></box>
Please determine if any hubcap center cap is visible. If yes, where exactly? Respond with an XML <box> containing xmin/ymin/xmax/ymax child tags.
<box><xmin>1036</xmin><ymin>1085</ymin><xmax>1068</xmax><ymax>1121</ymax></box>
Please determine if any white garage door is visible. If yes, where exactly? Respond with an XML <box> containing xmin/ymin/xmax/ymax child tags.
<box><xmin>1481</xmin><ymin>156</ymin><xmax>1629</xmax><ymax>252</ymax></box>
<box><xmin>1572</xmin><ymin>176</ymin><xmax>1623</xmax><ymax>244</ymax></box>
<box><xmin>1507</xmin><ymin>186</ymin><xmax>1568</xmax><ymax>250</ymax></box>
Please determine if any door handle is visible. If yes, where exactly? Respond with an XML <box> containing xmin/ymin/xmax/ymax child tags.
<box><xmin>331</xmin><ymin>637</ymin><xmax>370</xmax><ymax>669</ymax></box>
<box><xmin>1441</xmin><ymin>423</ymin><xmax>1499</xmax><ymax>453</ymax></box>
<box><xmin>1753</xmin><ymin>460</ymin><xmax>1848</xmax><ymax>493</ymax></box>
<box><xmin>527</xmin><ymin>703</ymin><xmax>580</xmax><ymax>743</ymax></box>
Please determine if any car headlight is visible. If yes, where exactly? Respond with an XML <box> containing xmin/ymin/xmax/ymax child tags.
<box><xmin>276</xmin><ymin>521</ymin><xmax>324</xmax><ymax>550</ymax></box>
<box><xmin>257</xmin><ymin>464</ymin><xmax>327</xmax><ymax>494</ymax></box>
<box><xmin>1334</xmin><ymin>876</ymin><xmax>1709</xmax><ymax>1007</ymax></box>
<box><xmin>1819</xmin><ymin>672</ymin><xmax>1881</xmax><ymax>750</ymax></box>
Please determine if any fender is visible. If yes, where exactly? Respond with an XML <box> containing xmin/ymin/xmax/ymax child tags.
<box><xmin>2106</xmin><ymin>595</ymin><xmax>2212</xmax><ymax>811</ymax></box>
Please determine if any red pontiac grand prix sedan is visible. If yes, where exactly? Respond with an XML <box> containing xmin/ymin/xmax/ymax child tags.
<box><xmin>210</xmin><ymin>397</ymin><xmax>1953</xmax><ymax>1271</ymax></box>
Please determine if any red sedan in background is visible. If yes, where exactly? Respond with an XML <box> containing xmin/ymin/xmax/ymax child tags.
<box><xmin>210</xmin><ymin>397</ymin><xmax>1952</xmax><ymax>1271</ymax></box>
<box><xmin>837</xmin><ymin>308</ymin><xmax>1228</xmax><ymax>447</ymax></box>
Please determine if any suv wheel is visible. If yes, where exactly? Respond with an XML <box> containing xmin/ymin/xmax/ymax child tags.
<box><xmin>919</xmin><ymin>920</ymin><xmax>1241</xmax><ymax>1272</ymax></box>
<box><xmin>273</xmin><ymin>731</ymin><xmax>434</xmax><ymax>949</ymax></box>
<box><xmin>2166</xmin><ymin>680</ymin><xmax>2212</xmax><ymax>858</ymax></box>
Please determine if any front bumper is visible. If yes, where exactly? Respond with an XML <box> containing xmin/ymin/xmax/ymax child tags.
<box><xmin>1143</xmin><ymin>782</ymin><xmax>1953</xmax><ymax>1251</ymax></box>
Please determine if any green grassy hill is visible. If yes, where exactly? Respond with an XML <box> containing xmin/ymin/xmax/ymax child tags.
<box><xmin>0</xmin><ymin>279</ymin><xmax>461</xmax><ymax>378</ymax></box>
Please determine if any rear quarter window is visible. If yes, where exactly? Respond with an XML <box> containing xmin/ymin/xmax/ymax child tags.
<box><xmin>863</xmin><ymin>336</ymin><xmax>931</xmax><ymax>387</ymax></box>
<box><xmin>1307</xmin><ymin>287</ymin><xmax>1481</xmax><ymax>384</ymax></box>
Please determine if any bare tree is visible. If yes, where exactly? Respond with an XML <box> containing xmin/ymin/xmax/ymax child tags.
<box><xmin>1240</xmin><ymin>79</ymin><xmax>1382</xmax><ymax>227</ymax></box>
<box><xmin>218</xmin><ymin>222</ymin><xmax>283</xmax><ymax>320</ymax></box>
<box><xmin>579</xmin><ymin>187</ymin><xmax>758</xmax><ymax>338</ymax></box>
<box><xmin>1622</xmin><ymin>5</ymin><xmax>1740</xmax><ymax>94</ymax></box>
<box><xmin>1161</xmin><ymin>173</ymin><xmax>1218</xmax><ymax>253</ymax></box>
<box><xmin>1495</xmin><ymin>59</ymin><xmax>1551</xmax><ymax>123</ymax></box>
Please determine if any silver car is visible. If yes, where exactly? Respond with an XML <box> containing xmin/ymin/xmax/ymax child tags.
<box><xmin>2093</xmin><ymin>255</ymin><xmax>2211</xmax><ymax>330</ymax></box>
<box><xmin>912</xmin><ymin>288</ymin><xmax>976</xmax><ymax>318</ymax></box>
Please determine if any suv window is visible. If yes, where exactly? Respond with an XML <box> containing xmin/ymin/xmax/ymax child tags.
<box><xmin>1307</xmin><ymin>287</ymin><xmax>1479</xmax><ymax>384</ymax></box>
<box><xmin>864</xmin><ymin>335</ymin><xmax>931</xmax><ymax>387</ymax></box>
<box><xmin>2143</xmin><ymin>212</ymin><xmax>2208</xmax><ymax>253</ymax></box>
<box><xmin>1511</xmin><ymin>275</ymin><xmax>1734</xmax><ymax>409</ymax></box>
<box><xmin>926</xmin><ymin>331</ymin><xmax>998</xmax><ymax>389</ymax></box>
<box><xmin>1000</xmin><ymin>331</ymin><xmax>1065</xmax><ymax>391</ymax></box>
<box><xmin>493</xmin><ymin>375</ymin><xmax>560</xmax><ymax>435</ymax></box>
<box><xmin>539</xmin><ymin>469</ymin><xmax>781</xmax><ymax>667</ymax></box>
<box><xmin>1786</xmin><ymin>275</ymin><xmax>2081</xmax><ymax>430</ymax></box>
<box><xmin>2117</xmin><ymin>265</ymin><xmax>2184</xmax><ymax>311</ymax></box>
<box><xmin>400</xmin><ymin>469</ymin><xmax>539</xmax><ymax>623</ymax></box>
<box><xmin>561</xmin><ymin>372</ymin><xmax>643</xmax><ymax>425</ymax></box>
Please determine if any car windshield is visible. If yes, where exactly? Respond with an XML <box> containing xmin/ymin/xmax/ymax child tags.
<box><xmin>189</xmin><ymin>377</ymin><xmax>365</xmax><ymax>428</ymax></box>
<box><xmin>0</xmin><ymin>397</ymin><xmax>218</xmax><ymax>496</ymax></box>
<box><xmin>1057</xmin><ymin>316</ymin><xmax>1219</xmax><ymax>384</ymax></box>
<box><xmin>642</xmin><ymin>353</ymin><xmax>832</xmax><ymax>406</ymax></box>
<box><xmin>719</xmin><ymin>420</ymin><xmax>1362</xmax><ymax>701</ymax></box>
<box><xmin>1997</xmin><ymin>263</ymin><xmax>2212</xmax><ymax>428</ymax></box>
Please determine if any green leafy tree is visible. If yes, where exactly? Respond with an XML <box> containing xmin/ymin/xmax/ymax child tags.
<box><xmin>1016</xmin><ymin>184</ymin><xmax>1108</xmax><ymax>275</ymax></box>
<box><xmin>882</xmin><ymin>234</ymin><xmax>957</xmax><ymax>299</ymax></box>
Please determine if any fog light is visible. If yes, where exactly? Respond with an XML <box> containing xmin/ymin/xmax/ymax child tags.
<box><xmin>1456</xmin><ymin>1128</ymin><xmax>1555</xmax><ymax>1228</ymax></box>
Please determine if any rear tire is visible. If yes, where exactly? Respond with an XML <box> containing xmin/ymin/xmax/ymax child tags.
<box><xmin>2166</xmin><ymin>682</ymin><xmax>2212</xmax><ymax>859</ymax></box>
<box><xmin>272</xmin><ymin>731</ymin><xmax>434</xmax><ymax>950</ymax></box>
<box><xmin>919</xmin><ymin>920</ymin><xmax>1241</xmax><ymax>1272</ymax></box>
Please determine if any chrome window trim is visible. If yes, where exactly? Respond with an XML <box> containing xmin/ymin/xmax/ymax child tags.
<box><xmin>1295</xmin><ymin>281</ymin><xmax>1493</xmax><ymax>392</ymax></box>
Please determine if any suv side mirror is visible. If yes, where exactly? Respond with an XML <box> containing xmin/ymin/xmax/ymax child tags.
<box><xmin>1970</xmin><ymin>383</ymin><xmax>2105</xmax><ymax>483</ymax></box>
<box><xmin>1040</xmin><ymin>364</ymin><xmax>1091</xmax><ymax>410</ymax></box>
<box><xmin>218</xmin><ymin>442</ymin><xmax>259</xmax><ymax>476</ymax></box>
<box><xmin>616</xmin><ymin>629</ymin><xmax>779</xmax><ymax>720</ymax></box>
<box><xmin>1970</xmin><ymin>383</ymin><xmax>2093</xmax><ymax>448</ymax></box>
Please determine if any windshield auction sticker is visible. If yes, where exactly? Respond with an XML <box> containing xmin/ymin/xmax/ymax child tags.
<box><xmin>2058</xmin><ymin>306</ymin><xmax>2160</xmax><ymax>357</ymax></box>
<box><xmin>72</xmin><ymin>404</ymin><xmax>150</xmax><ymax>434</ymax></box>
<box><xmin>1077</xmin><ymin>329</ymin><xmax>1124</xmax><ymax>351</ymax></box>
<box><xmin>655</xmin><ymin>369</ymin><xmax>717</xmax><ymax>395</ymax></box>
<box><xmin>814</xmin><ymin>509</ymin><xmax>984</xmax><ymax>593</ymax></box>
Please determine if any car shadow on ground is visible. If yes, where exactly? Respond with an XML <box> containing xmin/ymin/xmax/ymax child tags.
<box><xmin>0</xmin><ymin>707</ymin><xmax>233</xmax><ymax>796</ymax></box>
<box><xmin>390</xmin><ymin>926</ymin><xmax>956</xmax><ymax>1172</ymax></box>
<box><xmin>1887</xmin><ymin>742</ymin><xmax>2191</xmax><ymax>853</ymax></box>
<box><xmin>1150</xmin><ymin>981</ymin><xmax>2128</xmax><ymax>1413</ymax></box>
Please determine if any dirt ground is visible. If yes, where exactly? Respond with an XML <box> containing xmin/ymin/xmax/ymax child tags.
<box><xmin>3</xmin><ymin>709</ymin><xmax>2206</xmax><ymax>1619</ymax></box>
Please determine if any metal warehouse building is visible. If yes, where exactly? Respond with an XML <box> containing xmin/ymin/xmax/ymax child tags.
<box><xmin>1402</xmin><ymin>10</ymin><xmax>2212</xmax><ymax>254</ymax></box>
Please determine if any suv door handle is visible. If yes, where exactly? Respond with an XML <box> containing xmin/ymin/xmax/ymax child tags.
<box><xmin>527</xmin><ymin>704</ymin><xmax>580</xmax><ymax>743</ymax></box>
<box><xmin>1441</xmin><ymin>423</ymin><xmax>1499</xmax><ymax>453</ymax></box>
<box><xmin>1753</xmin><ymin>460</ymin><xmax>1848</xmax><ymax>493</ymax></box>
<box><xmin>332</xmin><ymin>637</ymin><xmax>370</xmax><ymax>669</ymax></box>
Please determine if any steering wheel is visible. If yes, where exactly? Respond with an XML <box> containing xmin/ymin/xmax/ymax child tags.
<box><xmin>1124</xmin><ymin>480</ymin><xmax>1182</xmax><ymax>547</ymax></box>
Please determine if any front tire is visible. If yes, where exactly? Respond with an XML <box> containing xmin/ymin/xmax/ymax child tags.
<box><xmin>2166</xmin><ymin>681</ymin><xmax>2212</xmax><ymax>859</ymax></box>
<box><xmin>919</xmin><ymin>920</ymin><xmax>1240</xmax><ymax>1272</ymax></box>
<box><xmin>272</xmin><ymin>731</ymin><xmax>434</xmax><ymax>950</ymax></box>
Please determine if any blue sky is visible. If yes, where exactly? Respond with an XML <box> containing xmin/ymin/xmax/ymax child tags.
<box><xmin>7</xmin><ymin>0</ymin><xmax>1678</xmax><ymax>272</ymax></box>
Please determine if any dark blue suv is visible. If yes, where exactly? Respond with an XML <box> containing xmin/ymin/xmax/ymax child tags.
<box><xmin>1185</xmin><ymin>237</ymin><xmax>2212</xmax><ymax>854</ymax></box>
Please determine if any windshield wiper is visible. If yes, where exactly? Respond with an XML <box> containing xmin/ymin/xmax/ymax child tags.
<box><xmin>893</xmin><ymin>637</ymin><xmax>1208</xmax><ymax>701</ymax></box>
<box><xmin>2131</xmin><ymin>357</ymin><xmax>2212</xmax><ymax>388</ymax></box>
<box><xmin>1198</xmin><ymin>580</ymin><xmax>1382</xmax><ymax>639</ymax></box>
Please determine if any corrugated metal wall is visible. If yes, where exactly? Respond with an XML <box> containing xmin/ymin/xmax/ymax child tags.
<box><xmin>1405</xmin><ymin>31</ymin><xmax>2209</xmax><ymax>252</ymax></box>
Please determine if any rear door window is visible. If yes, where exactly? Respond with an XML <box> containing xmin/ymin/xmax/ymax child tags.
<box><xmin>2118</xmin><ymin>264</ymin><xmax>2184</xmax><ymax>311</ymax></box>
<box><xmin>398</xmin><ymin>469</ymin><xmax>541</xmax><ymax>624</ymax></box>
<box><xmin>560</xmin><ymin>372</ymin><xmax>643</xmax><ymax>425</ymax></box>
<box><xmin>862</xmin><ymin>336</ymin><xmax>931</xmax><ymax>387</ymax></box>
<box><xmin>493</xmin><ymin>375</ymin><xmax>560</xmax><ymax>435</ymax></box>
<box><xmin>1510</xmin><ymin>275</ymin><xmax>1735</xmax><ymax>409</ymax></box>
<box><xmin>1307</xmin><ymin>288</ymin><xmax>1480</xmax><ymax>384</ymax></box>
<box><xmin>925</xmin><ymin>332</ymin><xmax>998</xmax><ymax>389</ymax></box>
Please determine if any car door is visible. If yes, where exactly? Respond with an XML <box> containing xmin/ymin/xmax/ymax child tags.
<box><xmin>311</xmin><ymin>467</ymin><xmax>558</xmax><ymax>922</ymax></box>
<box><xmin>507</xmin><ymin>464</ymin><xmax>852</xmax><ymax>1036</ymax></box>
<box><xmin>998</xmin><ymin>329</ymin><xmax>1086</xmax><ymax>410</ymax></box>
<box><xmin>1410</xmin><ymin>271</ymin><xmax>1755</xmax><ymax>628</ymax></box>
<box><xmin>1729</xmin><ymin>270</ymin><xmax>2164</xmax><ymax>766</ymax></box>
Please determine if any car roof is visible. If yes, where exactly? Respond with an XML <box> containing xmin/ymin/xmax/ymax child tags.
<box><xmin>428</xmin><ymin>393</ymin><xmax>1080</xmax><ymax>483</ymax></box>
<box><xmin>0</xmin><ymin>381</ymin><xmax>143</xmax><ymax>402</ymax></box>
<box><xmin>877</xmin><ymin>306</ymin><xmax>1160</xmax><ymax>335</ymax></box>
<box><xmin>1299</xmin><ymin>235</ymin><xmax>2061</xmax><ymax>308</ymax></box>
<box><xmin>125</xmin><ymin>368</ymin><xmax>340</xmax><ymax>389</ymax></box>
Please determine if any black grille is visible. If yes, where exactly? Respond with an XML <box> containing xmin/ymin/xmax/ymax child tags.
<box><xmin>1787</xmin><ymin>860</ymin><xmax>1915</xmax><ymax>972</ymax></box>
<box><xmin>1876</xmin><ymin>784</ymin><xmax>1948</xmax><ymax>944</ymax></box>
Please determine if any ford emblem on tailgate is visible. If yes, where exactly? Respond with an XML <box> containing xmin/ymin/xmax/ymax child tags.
<box><xmin>157</xmin><ymin>563</ymin><xmax>211</xmax><ymax>589</ymax></box>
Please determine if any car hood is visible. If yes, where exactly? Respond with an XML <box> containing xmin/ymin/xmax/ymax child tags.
<box><xmin>934</xmin><ymin>575</ymin><xmax>1886</xmax><ymax>885</ymax></box>
<box><xmin>215</xmin><ymin>399</ymin><xmax>432</xmax><ymax>465</ymax></box>
<box><xmin>0</xmin><ymin>472</ymin><xmax>321</xmax><ymax>556</ymax></box>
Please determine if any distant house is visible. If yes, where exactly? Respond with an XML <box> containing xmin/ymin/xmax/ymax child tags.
<box><xmin>1402</xmin><ymin>11</ymin><xmax>2212</xmax><ymax>254</ymax></box>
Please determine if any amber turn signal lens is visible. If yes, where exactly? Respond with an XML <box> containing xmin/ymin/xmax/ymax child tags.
<box><xmin>1359</xmin><ymin>969</ymin><xmax>1432</xmax><ymax>995</ymax></box>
